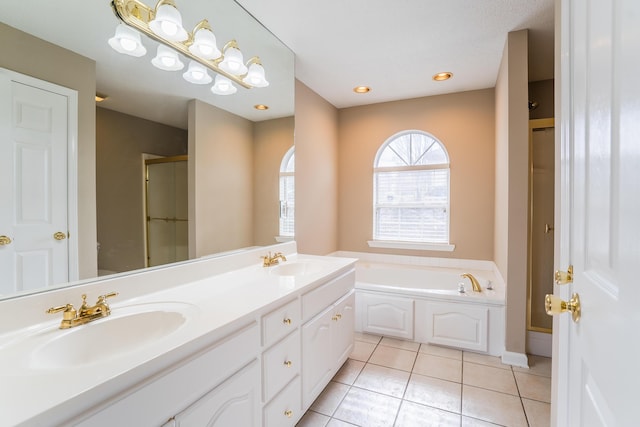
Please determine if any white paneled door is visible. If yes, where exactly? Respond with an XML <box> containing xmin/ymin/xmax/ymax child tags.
<box><xmin>553</xmin><ymin>0</ymin><xmax>640</xmax><ymax>425</ymax></box>
<box><xmin>0</xmin><ymin>70</ymin><xmax>70</xmax><ymax>294</ymax></box>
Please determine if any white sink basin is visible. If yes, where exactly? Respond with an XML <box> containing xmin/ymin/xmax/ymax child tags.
<box><xmin>269</xmin><ymin>260</ymin><xmax>327</xmax><ymax>277</ymax></box>
<box><xmin>26</xmin><ymin>302</ymin><xmax>196</xmax><ymax>369</ymax></box>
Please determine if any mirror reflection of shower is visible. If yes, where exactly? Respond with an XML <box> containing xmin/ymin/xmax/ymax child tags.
<box><xmin>145</xmin><ymin>155</ymin><xmax>188</xmax><ymax>267</ymax></box>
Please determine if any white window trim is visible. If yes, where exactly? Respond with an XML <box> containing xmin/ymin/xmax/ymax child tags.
<box><xmin>367</xmin><ymin>240</ymin><xmax>455</xmax><ymax>252</ymax></box>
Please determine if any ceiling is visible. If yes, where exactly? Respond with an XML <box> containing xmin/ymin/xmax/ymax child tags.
<box><xmin>236</xmin><ymin>0</ymin><xmax>555</xmax><ymax>108</ymax></box>
<box><xmin>2</xmin><ymin>0</ymin><xmax>554</xmax><ymax>127</ymax></box>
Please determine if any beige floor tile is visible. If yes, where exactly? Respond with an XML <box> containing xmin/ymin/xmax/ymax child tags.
<box><xmin>394</xmin><ymin>400</ymin><xmax>461</xmax><ymax>427</ymax></box>
<box><xmin>514</xmin><ymin>371</ymin><xmax>552</xmax><ymax>403</ymax></box>
<box><xmin>513</xmin><ymin>355</ymin><xmax>552</xmax><ymax>378</ymax></box>
<box><xmin>296</xmin><ymin>410</ymin><xmax>330</xmax><ymax>427</ymax></box>
<box><xmin>461</xmin><ymin>416</ymin><xmax>503</xmax><ymax>426</ymax></box>
<box><xmin>419</xmin><ymin>343</ymin><xmax>463</xmax><ymax>360</ymax></box>
<box><xmin>350</xmin><ymin>341</ymin><xmax>377</xmax><ymax>362</ymax></box>
<box><xmin>462</xmin><ymin>385</ymin><xmax>528</xmax><ymax>427</ymax></box>
<box><xmin>368</xmin><ymin>345</ymin><xmax>417</xmax><ymax>372</ymax></box>
<box><xmin>326</xmin><ymin>419</ymin><xmax>358</xmax><ymax>427</ymax></box>
<box><xmin>463</xmin><ymin>352</ymin><xmax>510</xmax><ymax>369</ymax></box>
<box><xmin>333</xmin><ymin>359</ymin><xmax>366</xmax><ymax>385</ymax></box>
<box><xmin>413</xmin><ymin>353</ymin><xmax>462</xmax><ymax>383</ymax></box>
<box><xmin>333</xmin><ymin>387</ymin><xmax>402</xmax><ymax>427</ymax></box>
<box><xmin>463</xmin><ymin>362</ymin><xmax>518</xmax><ymax>395</ymax></box>
<box><xmin>353</xmin><ymin>364</ymin><xmax>410</xmax><ymax>398</ymax></box>
<box><xmin>310</xmin><ymin>381</ymin><xmax>350</xmax><ymax>416</ymax></box>
<box><xmin>404</xmin><ymin>373</ymin><xmax>462</xmax><ymax>414</ymax></box>
<box><xmin>380</xmin><ymin>336</ymin><xmax>420</xmax><ymax>351</ymax></box>
<box><xmin>354</xmin><ymin>332</ymin><xmax>382</xmax><ymax>344</ymax></box>
<box><xmin>522</xmin><ymin>398</ymin><xmax>551</xmax><ymax>427</ymax></box>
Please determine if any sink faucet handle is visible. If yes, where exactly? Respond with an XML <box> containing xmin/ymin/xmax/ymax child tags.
<box><xmin>97</xmin><ymin>291</ymin><xmax>118</xmax><ymax>303</ymax></box>
<box><xmin>46</xmin><ymin>303</ymin><xmax>74</xmax><ymax>314</ymax></box>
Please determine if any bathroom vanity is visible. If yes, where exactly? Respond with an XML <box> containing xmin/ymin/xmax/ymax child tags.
<box><xmin>0</xmin><ymin>242</ymin><xmax>356</xmax><ymax>426</ymax></box>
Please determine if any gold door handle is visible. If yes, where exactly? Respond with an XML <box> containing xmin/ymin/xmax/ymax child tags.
<box><xmin>284</xmin><ymin>410</ymin><xmax>293</xmax><ymax>418</ymax></box>
<box><xmin>545</xmin><ymin>293</ymin><xmax>581</xmax><ymax>322</ymax></box>
<box><xmin>554</xmin><ymin>265</ymin><xmax>573</xmax><ymax>284</ymax></box>
<box><xmin>0</xmin><ymin>235</ymin><xmax>12</xmax><ymax>245</ymax></box>
<box><xmin>53</xmin><ymin>232</ymin><xmax>67</xmax><ymax>241</ymax></box>
<box><xmin>545</xmin><ymin>224</ymin><xmax>554</xmax><ymax>234</ymax></box>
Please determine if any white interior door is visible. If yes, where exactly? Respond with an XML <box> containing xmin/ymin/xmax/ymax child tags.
<box><xmin>0</xmin><ymin>71</ymin><xmax>70</xmax><ymax>294</ymax></box>
<box><xmin>553</xmin><ymin>0</ymin><xmax>640</xmax><ymax>425</ymax></box>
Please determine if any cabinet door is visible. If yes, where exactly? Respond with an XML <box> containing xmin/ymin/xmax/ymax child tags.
<box><xmin>301</xmin><ymin>307</ymin><xmax>334</xmax><ymax>408</ymax></box>
<box><xmin>359</xmin><ymin>292</ymin><xmax>414</xmax><ymax>340</ymax></box>
<box><xmin>333</xmin><ymin>291</ymin><xmax>355</xmax><ymax>366</ymax></box>
<box><xmin>173</xmin><ymin>361</ymin><xmax>260</xmax><ymax>427</ymax></box>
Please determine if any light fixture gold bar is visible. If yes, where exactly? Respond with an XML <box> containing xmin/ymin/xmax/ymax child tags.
<box><xmin>111</xmin><ymin>0</ymin><xmax>253</xmax><ymax>89</ymax></box>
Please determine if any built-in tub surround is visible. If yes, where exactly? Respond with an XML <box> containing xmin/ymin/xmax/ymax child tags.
<box><xmin>334</xmin><ymin>251</ymin><xmax>523</xmax><ymax>366</ymax></box>
<box><xmin>0</xmin><ymin>242</ymin><xmax>357</xmax><ymax>426</ymax></box>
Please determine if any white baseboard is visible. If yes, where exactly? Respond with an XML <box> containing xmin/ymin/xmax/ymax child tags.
<box><xmin>502</xmin><ymin>351</ymin><xmax>529</xmax><ymax>368</ymax></box>
<box><xmin>527</xmin><ymin>330</ymin><xmax>552</xmax><ymax>358</ymax></box>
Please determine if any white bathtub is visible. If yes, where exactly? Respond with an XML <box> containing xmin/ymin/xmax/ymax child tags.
<box><xmin>342</xmin><ymin>256</ymin><xmax>506</xmax><ymax>356</ymax></box>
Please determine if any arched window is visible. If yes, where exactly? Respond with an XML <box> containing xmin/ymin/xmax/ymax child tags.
<box><xmin>279</xmin><ymin>146</ymin><xmax>295</xmax><ymax>237</ymax></box>
<box><xmin>372</xmin><ymin>131</ymin><xmax>451</xmax><ymax>246</ymax></box>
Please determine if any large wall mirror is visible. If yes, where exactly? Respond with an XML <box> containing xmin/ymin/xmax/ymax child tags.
<box><xmin>0</xmin><ymin>0</ymin><xmax>295</xmax><ymax>300</ymax></box>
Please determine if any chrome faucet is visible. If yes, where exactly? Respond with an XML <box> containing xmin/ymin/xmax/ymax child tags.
<box><xmin>262</xmin><ymin>251</ymin><xmax>287</xmax><ymax>267</ymax></box>
<box><xmin>46</xmin><ymin>292</ymin><xmax>118</xmax><ymax>329</ymax></box>
<box><xmin>461</xmin><ymin>273</ymin><xmax>482</xmax><ymax>292</ymax></box>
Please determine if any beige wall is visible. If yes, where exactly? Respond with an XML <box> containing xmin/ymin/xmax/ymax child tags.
<box><xmin>337</xmin><ymin>89</ymin><xmax>496</xmax><ymax>260</ymax></box>
<box><xmin>0</xmin><ymin>22</ymin><xmax>97</xmax><ymax>279</ymax></box>
<box><xmin>188</xmin><ymin>100</ymin><xmax>254</xmax><ymax>257</ymax></box>
<box><xmin>294</xmin><ymin>81</ymin><xmax>339</xmax><ymax>255</ymax></box>
<box><xmin>494</xmin><ymin>30</ymin><xmax>530</xmax><ymax>355</ymax></box>
<box><xmin>253</xmin><ymin>117</ymin><xmax>295</xmax><ymax>246</ymax></box>
<box><xmin>96</xmin><ymin>107</ymin><xmax>187</xmax><ymax>272</ymax></box>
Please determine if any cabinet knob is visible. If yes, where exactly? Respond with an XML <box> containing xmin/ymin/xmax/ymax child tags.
<box><xmin>283</xmin><ymin>318</ymin><xmax>292</xmax><ymax>325</ymax></box>
<box><xmin>284</xmin><ymin>410</ymin><xmax>293</xmax><ymax>418</ymax></box>
<box><xmin>284</xmin><ymin>360</ymin><xmax>292</xmax><ymax>368</ymax></box>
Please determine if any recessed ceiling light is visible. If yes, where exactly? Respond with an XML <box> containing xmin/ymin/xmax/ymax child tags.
<box><xmin>353</xmin><ymin>86</ymin><xmax>371</xmax><ymax>94</ymax></box>
<box><xmin>95</xmin><ymin>93</ymin><xmax>108</xmax><ymax>102</ymax></box>
<box><xmin>254</xmin><ymin>104</ymin><xmax>269</xmax><ymax>110</ymax></box>
<box><xmin>433</xmin><ymin>72</ymin><xmax>453</xmax><ymax>81</ymax></box>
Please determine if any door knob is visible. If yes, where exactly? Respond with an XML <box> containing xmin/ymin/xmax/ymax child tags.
<box><xmin>53</xmin><ymin>232</ymin><xmax>67</xmax><ymax>241</ymax></box>
<box><xmin>0</xmin><ymin>235</ymin><xmax>12</xmax><ymax>245</ymax></box>
<box><xmin>545</xmin><ymin>293</ymin><xmax>581</xmax><ymax>322</ymax></box>
<box><xmin>545</xmin><ymin>223</ymin><xmax>554</xmax><ymax>234</ymax></box>
<box><xmin>554</xmin><ymin>265</ymin><xmax>573</xmax><ymax>284</ymax></box>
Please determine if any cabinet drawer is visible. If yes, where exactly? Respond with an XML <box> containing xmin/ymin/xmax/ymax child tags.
<box><xmin>262</xmin><ymin>298</ymin><xmax>300</xmax><ymax>347</ymax></box>
<box><xmin>263</xmin><ymin>330</ymin><xmax>300</xmax><ymax>402</ymax></box>
<box><xmin>263</xmin><ymin>376</ymin><xmax>301</xmax><ymax>427</ymax></box>
<box><xmin>302</xmin><ymin>269</ymin><xmax>355</xmax><ymax>320</ymax></box>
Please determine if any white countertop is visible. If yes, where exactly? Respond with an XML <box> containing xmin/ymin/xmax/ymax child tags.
<box><xmin>0</xmin><ymin>245</ymin><xmax>356</xmax><ymax>426</ymax></box>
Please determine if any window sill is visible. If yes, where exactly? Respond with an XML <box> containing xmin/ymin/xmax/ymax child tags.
<box><xmin>367</xmin><ymin>240</ymin><xmax>456</xmax><ymax>252</ymax></box>
<box><xmin>275</xmin><ymin>235</ymin><xmax>294</xmax><ymax>243</ymax></box>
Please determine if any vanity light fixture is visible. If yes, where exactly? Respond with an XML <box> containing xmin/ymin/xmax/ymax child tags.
<box><xmin>433</xmin><ymin>72</ymin><xmax>453</xmax><ymax>81</ymax></box>
<box><xmin>353</xmin><ymin>86</ymin><xmax>371</xmax><ymax>93</ymax></box>
<box><xmin>110</xmin><ymin>0</ymin><xmax>269</xmax><ymax>95</ymax></box>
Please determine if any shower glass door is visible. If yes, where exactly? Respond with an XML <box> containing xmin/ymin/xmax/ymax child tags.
<box><xmin>145</xmin><ymin>156</ymin><xmax>188</xmax><ymax>267</ymax></box>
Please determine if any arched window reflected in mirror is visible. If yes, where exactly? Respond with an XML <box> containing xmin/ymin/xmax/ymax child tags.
<box><xmin>279</xmin><ymin>147</ymin><xmax>295</xmax><ymax>238</ymax></box>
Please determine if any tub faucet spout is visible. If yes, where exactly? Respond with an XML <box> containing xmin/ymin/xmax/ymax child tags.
<box><xmin>461</xmin><ymin>273</ymin><xmax>482</xmax><ymax>292</ymax></box>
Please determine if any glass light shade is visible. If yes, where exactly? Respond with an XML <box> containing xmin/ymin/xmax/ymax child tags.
<box><xmin>219</xmin><ymin>46</ymin><xmax>247</xmax><ymax>75</ymax></box>
<box><xmin>108</xmin><ymin>23</ymin><xmax>147</xmax><ymax>57</ymax></box>
<box><xmin>183</xmin><ymin>61</ymin><xmax>212</xmax><ymax>84</ymax></box>
<box><xmin>188</xmin><ymin>28</ymin><xmax>221</xmax><ymax>60</ymax></box>
<box><xmin>149</xmin><ymin>3</ymin><xmax>188</xmax><ymax>42</ymax></box>
<box><xmin>211</xmin><ymin>75</ymin><xmax>237</xmax><ymax>95</ymax></box>
<box><xmin>242</xmin><ymin>62</ymin><xmax>269</xmax><ymax>87</ymax></box>
<box><xmin>151</xmin><ymin>45</ymin><xmax>184</xmax><ymax>71</ymax></box>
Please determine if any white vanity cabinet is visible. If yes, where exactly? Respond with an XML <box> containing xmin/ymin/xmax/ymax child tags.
<box><xmin>164</xmin><ymin>361</ymin><xmax>260</xmax><ymax>427</ymax></box>
<box><xmin>301</xmin><ymin>270</ymin><xmax>355</xmax><ymax>408</ymax></box>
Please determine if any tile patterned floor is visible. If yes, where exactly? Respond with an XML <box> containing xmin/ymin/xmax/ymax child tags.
<box><xmin>297</xmin><ymin>334</ymin><xmax>551</xmax><ymax>427</ymax></box>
